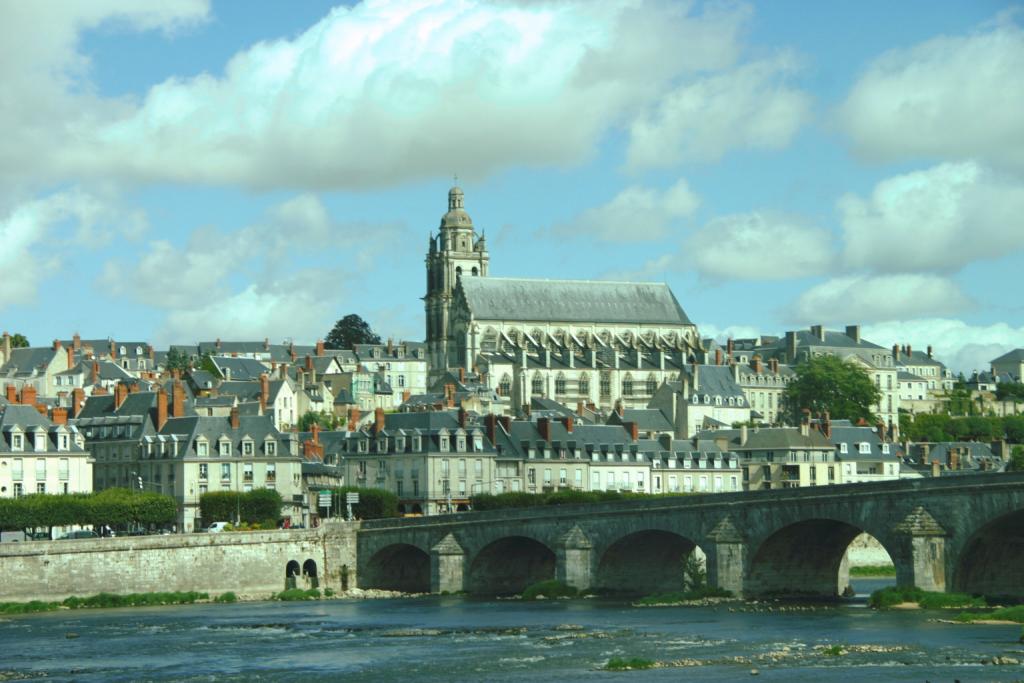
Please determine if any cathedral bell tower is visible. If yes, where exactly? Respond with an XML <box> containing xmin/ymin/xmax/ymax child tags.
<box><xmin>424</xmin><ymin>185</ymin><xmax>489</xmax><ymax>379</ymax></box>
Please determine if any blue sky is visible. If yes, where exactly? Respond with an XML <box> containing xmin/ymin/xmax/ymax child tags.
<box><xmin>1</xmin><ymin>0</ymin><xmax>1022</xmax><ymax>373</ymax></box>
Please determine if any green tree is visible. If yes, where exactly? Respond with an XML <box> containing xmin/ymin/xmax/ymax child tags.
<box><xmin>199</xmin><ymin>352</ymin><xmax>222</xmax><ymax>378</ymax></box>
<box><xmin>200</xmin><ymin>489</ymin><xmax>282</xmax><ymax>526</ymax></box>
<box><xmin>297</xmin><ymin>411</ymin><xmax>340</xmax><ymax>431</ymax></box>
<box><xmin>327</xmin><ymin>487</ymin><xmax>398</xmax><ymax>519</ymax></box>
<box><xmin>165</xmin><ymin>347</ymin><xmax>190</xmax><ymax>373</ymax></box>
<box><xmin>783</xmin><ymin>355</ymin><xmax>882</xmax><ymax>424</ymax></box>
<box><xmin>1009</xmin><ymin>446</ymin><xmax>1024</xmax><ymax>472</ymax></box>
<box><xmin>996</xmin><ymin>382</ymin><xmax>1024</xmax><ymax>402</ymax></box>
<box><xmin>10</xmin><ymin>333</ymin><xmax>29</xmax><ymax>348</ymax></box>
<box><xmin>324</xmin><ymin>314</ymin><xmax>381</xmax><ymax>350</ymax></box>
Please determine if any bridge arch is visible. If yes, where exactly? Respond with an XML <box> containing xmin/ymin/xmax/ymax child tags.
<box><xmin>954</xmin><ymin>507</ymin><xmax>1024</xmax><ymax>599</ymax></box>
<box><xmin>363</xmin><ymin>543</ymin><xmax>430</xmax><ymax>593</ymax></box>
<box><xmin>747</xmin><ymin>518</ymin><xmax>897</xmax><ymax>598</ymax></box>
<box><xmin>594</xmin><ymin>529</ymin><xmax>702</xmax><ymax>596</ymax></box>
<box><xmin>468</xmin><ymin>536</ymin><xmax>555</xmax><ymax>595</ymax></box>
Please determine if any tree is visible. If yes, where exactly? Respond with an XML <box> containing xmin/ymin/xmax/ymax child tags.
<box><xmin>8</xmin><ymin>333</ymin><xmax>29</xmax><ymax>348</ymax></box>
<box><xmin>996</xmin><ymin>382</ymin><xmax>1024</xmax><ymax>402</ymax></box>
<box><xmin>783</xmin><ymin>355</ymin><xmax>882</xmax><ymax>424</ymax></box>
<box><xmin>324</xmin><ymin>314</ymin><xmax>381</xmax><ymax>350</ymax></box>
<box><xmin>165</xmin><ymin>348</ymin><xmax>190</xmax><ymax>373</ymax></box>
<box><xmin>1009</xmin><ymin>446</ymin><xmax>1024</xmax><ymax>472</ymax></box>
<box><xmin>297</xmin><ymin>411</ymin><xmax>341</xmax><ymax>431</ymax></box>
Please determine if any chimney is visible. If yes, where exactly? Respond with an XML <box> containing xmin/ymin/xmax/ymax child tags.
<box><xmin>148</xmin><ymin>345</ymin><xmax>155</xmax><ymax>362</ymax></box>
<box><xmin>52</xmin><ymin>339</ymin><xmax>61</xmax><ymax>351</ymax></box>
<box><xmin>931</xmin><ymin>460</ymin><xmax>941</xmax><ymax>478</ymax></box>
<box><xmin>822</xmin><ymin>411</ymin><xmax>831</xmax><ymax>439</ymax></box>
<box><xmin>402</xmin><ymin>389</ymin><xmax>411</xmax><ymax>403</ymax></box>
<box><xmin>4</xmin><ymin>385</ymin><xmax>15</xmax><ymax>403</ymax></box>
<box><xmin>576</xmin><ymin>400</ymin><xmax>585</xmax><ymax>416</ymax></box>
<box><xmin>129</xmin><ymin>383</ymin><xmax>139</xmax><ymax>394</ymax></box>
<box><xmin>769</xmin><ymin>358</ymin><xmax>779</xmax><ymax>373</ymax></box>
<box><xmin>458</xmin><ymin>406</ymin><xmax>467</xmax><ymax>429</ymax></box>
<box><xmin>715</xmin><ymin>348</ymin><xmax>722</xmax><ymax>366</ymax></box>
<box><xmin>485</xmin><ymin>413</ymin><xmax>498</xmax><ymax>444</ymax></box>
<box><xmin>156</xmin><ymin>388</ymin><xmax>168</xmax><ymax>431</ymax></box>
<box><xmin>374</xmin><ymin>407</ymin><xmax>385</xmax><ymax>434</ymax></box>
<box><xmin>289</xmin><ymin>346</ymin><xmax>296</xmax><ymax>362</ymax></box>
<box><xmin>538</xmin><ymin>417</ymin><xmax>551</xmax><ymax>442</ymax></box>
<box><xmin>109</xmin><ymin>340</ymin><xmax>117</xmax><ymax>359</ymax></box>
<box><xmin>907</xmin><ymin>344</ymin><xmax>913</xmax><ymax>357</ymax></box>
<box><xmin>347</xmin><ymin>407</ymin><xmax>360</xmax><ymax>431</ymax></box>
<box><xmin>172</xmin><ymin>380</ymin><xmax>185</xmax><ymax>418</ymax></box>
<box><xmin>215</xmin><ymin>338</ymin><xmax>221</xmax><ymax>350</ymax></box>
<box><xmin>740</xmin><ymin>424</ymin><xmax>748</xmax><ymax>446</ymax></box>
<box><xmin>387</xmin><ymin>338</ymin><xmax>394</xmax><ymax>355</ymax></box>
<box><xmin>927</xmin><ymin>345</ymin><xmax>933</xmax><ymax>359</ymax></box>
<box><xmin>91</xmin><ymin>360</ymin><xmax>99</xmax><ymax>385</ymax></box>
<box><xmin>260</xmin><ymin>373</ymin><xmax>269</xmax><ymax>413</ymax></box>
<box><xmin>563</xmin><ymin>415</ymin><xmax>574</xmax><ymax>433</ymax></box>
<box><xmin>21</xmin><ymin>385</ymin><xmax>37</xmax><ymax>407</ymax></box>
<box><xmin>625</xmin><ymin>421</ymin><xmax>639</xmax><ymax>442</ymax></box>
<box><xmin>35</xmin><ymin>404</ymin><xmax>47</xmax><ymax>416</ymax></box>
<box><xmin>92</xmin><ymin>386</ymin><xmax>108</xmax><ymax>396</ymax></box>
<box><xmin>66</xmin><ymin>346</ymin><xmax>74</xmax><ymax>369</ymax></box>
<box><xmin>264</xmin><ymin>337</ymin><xmax>270</xmax><ymax>351</ymax></box>
<box><xmin>499</xmin><ymin>415</ymin><xmax>512</xmax><ymax>434</ymax></box>
<box><xmin>305</xmin><ymin>354</ymin><xmax>313</xmax><ymax>372</ymax></box>
<box><xmin>71</xmin><ymin>387</ymin><xmax>85</xmax><ymax>418</ymax></box>
<box><xmin>311</xmin><ymin>422</ymin><xmax>320</xmax><ymax>444</ymax></box>
<box><xmin>892</xmin><ymin>344</ymin><xmax>900</xmax><ymax>361</ymax></box>
<box><xmin>785</xmin><ymin>331</ymin><xmax>797</xmax><ymax>362</ymax></box>
<box><xmin>727</xmin><ymin>338</ymin><xmax>735</xmax><ymax>359</ymax></box>
<box><xmin>51</xmin><ymin>407</ymin><xmax>68</xmax><ymax>426</ymax></box>
<box><xmin>299</xmin><ymin>370</ymin><xmax>306</xmax><ymax>390</ymax></box>
<box><xmin>445</xmin><ymin>383</ymin><xmax>456</xmax><ymax>408</ymax></box>
<box><xmin>752</xmin><ymin>355</ymin><xmax>763</xmax><ymax>373</ymax></box>
<box><xmin>949</xmin><ymin>448</ymin><xmax>960</xmax><ymax>471</ymax></box>
<box><xmin>230</xmin><ymin>406</ymin><xmax>240</xmax><ymax>430</ymax></box>
<box><xmin>114</xmin><ymin>382</ymin><xmax>128</xmax><ymax>410</ymax></box>
<box><xmin>279</xmin><ymin>364</ymin><xmax>287</xmax><ymax>380</ymax></box>
<box><xmin>458</xmin><ymin>367</ymin><xmax>465</xmax><ymax>384</ymax></box>
<box><xmin>72</xmin><ymin>333</ymin><xmax>81</xmax><ymax>352</ymax></box>
<box><xmin>920</xmin><ymin>443</ymin><xmax>930</xmax><ymax>466</ymax></box>
<box><xmin>800</xmin><ymin>408</ymin><xmax>810</xmax><ymax>437</ymax></box>
<box><xmin>845</xmin><ymin>325</ymin><xmax>861</xmax><ymax>344</ymax></box>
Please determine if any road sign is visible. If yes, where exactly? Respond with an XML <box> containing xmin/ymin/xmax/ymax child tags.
<box><xmin>319</xmin><ymin>491</ymin><xmax>332</xmax><ymax>508</ymax></box>
<box><xmin>346</xmin><ymin>492</ymin><xmax>360</xmax><ymax>504</ymax></box>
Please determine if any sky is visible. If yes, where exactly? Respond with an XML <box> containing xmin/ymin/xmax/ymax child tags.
<box><xmin>1</xmin><ymin>0</ymin><xmax>1023</xmax><ymax>374</ymax></box>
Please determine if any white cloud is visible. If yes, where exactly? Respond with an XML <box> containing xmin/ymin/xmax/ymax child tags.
<box><xmin>0</xmin><ymin>188</ymin><xmax>145</xmax><ymax>307</ymax></box>
<box><xmin>697</xmin><ymin>323</ymin><xmax>764</xmax><ymax>343</ymax></box>
<box><xmin>627</xmin><ymin>54</ymin><xmax>812</xmax><ymax>168</ymax></box>
<box><xmin>863</xmin><ymin>318</ymin><xmax>1024</xmax><ymax>375</ymax></box>
<box><xmin>688</xmin><ymin>211</ymin><xmax>835</xmax><ymax>280</ymax></box>
<box><xmin>839</xmin><ymin>161</ymin><xmax>1024</xmax><ymax>272</ymax></box>
<box><xmin>552</xmin><ymin>179</ymin><xmax>699</xmax><ymax>241</ymax></box>
<box><xmin>37</xmin><ymin>0</ymin><xmax>758</xmax><ymax>190</ymax></box>
<box><xmin>791</xmin><ymin>274</ymin><xmax>971</xmax><ymax>324</ymax></box>
<box><xmin>837</xmin><ymin>14</ymin><xmax>1024</xmax><ymax>172</ymax></box>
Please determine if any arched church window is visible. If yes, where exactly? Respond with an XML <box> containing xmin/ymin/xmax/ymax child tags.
<box><xmin>600</xmin><ymin>372</ymin><xmax>611</xmax><ymax>398</ymax></box>
<box><xmin>646</xmin><ymin>374</ymin><xmax>657</xmax><ymax>395</ymax></box>
<box><xmin>578</xmin><ymin>373</ymin><xmax>590</xmax><ymax>396</ymax></box>
<box><xmin>531</xmin><ymin>374</ymin><xmax>544</xmax><ymax>396</ymax></box>
<box><xmin>471</xmin><ymin>266</ymin><xmax>478</xmax><ymax>276</ymax></box>
<box><xmin>622</xmin><ymin>373</ymin><xmax>634</xmax><ymax>397</ymax></box>
<box><xmin>499</xmin><ymin>374</ymin><xmax>511</xmax><ymax>396</ymax></box>
<box><xmin>555</xmin><ymin>373</ymin><xmax>566</xmax><ymax>395</ymax></box>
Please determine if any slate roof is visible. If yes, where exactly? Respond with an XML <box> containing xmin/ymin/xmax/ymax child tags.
<box><xmin>699</xmin><ymin>427</ymin><xmax>833</xmax><ymax>450</ymax></box>
<box><xmin>57</xmin><ymin>360</ymin><xmax>133</xmax><ymax>381</ymax></box>
<box><xmin>458</xmin><ymin>277</ymin><xmax>692</xmax><ymax>325</ymax></box>
<box><xmin>156</xmin><ymin>414</ymin><xmax>292</xmax><ymax>458</ymax></box>
<box><xmin>685</xmin><ymin>365</ymin><xmax>748</xmax><ymax>403</ymax></box>
<box><xmin>0</xmin><ymin>405</ymin><xmax>85</xmax><ymax>452</ymax></box>
<box><xmin>212</xmin><ymin>356</ymin><xmax>269</xmax><ymax>381</ymax></box>
<box><xmin>828</xmin><ymin>423</ymin><xmax>899</xmax><ymax>462</ymax></box>
<box><xmin>1</xmin><ymin>347</ymin><xmax>58</xmax><ymax>377</ymax></box>
<box><xmin>609</xmin><ymin>408</ymin><xmax>673</xmax><ymax>433</ymax></box>
<box><xmin>992</xmin><ymin>349</ymin><xmax>1024</xmax><ymax>364</ymax></box>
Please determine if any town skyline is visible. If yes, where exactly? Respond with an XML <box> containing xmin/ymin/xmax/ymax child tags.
<box><xmin>2</xmin><ymin>1</ymin><xmax>1022</xmax><ymax>375</ymax></box>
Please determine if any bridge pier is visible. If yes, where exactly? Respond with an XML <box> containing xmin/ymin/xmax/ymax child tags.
<box><xmin>894</xmin><ymin>507</ymin><xmax>947</xmax><ymax>592</ymax></box>
<box><xmin>707</xmin><ymin>517</ymin><xmax>746</xmax><ymax>596</ymax></box>
<box><xmin>555</xmin><ymin>525</ymin><xmax>592</xmax><ymax>590</ymax></box>
<box><xmin>430</xmin><ymin>533</ymin><xmax>465</xmax><ymax>594</ymax></box>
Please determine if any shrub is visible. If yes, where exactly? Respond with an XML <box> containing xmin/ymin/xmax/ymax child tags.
<box><xmin>0</xmin><ymin>600</ymin><xmax>60</xmax><ymax>614</ymax></box>
<box><xmin>634</xmin><ymin>587</ymin><xmax>733</xmax><ymax>605</ymax></box>
<box><xmin>604</xmin><ymin>657</ymin><xmax>656</xmax><ymax>671</ymax></box>
<box><xmin>324</xmin><ymin>588</ymin><xmax>335</xmax><ymax>597</ymax></box>
<box><xmin>869</xmin><ymin>586</ymin><xmax>985</xmax><ymax>609</ymax></box>
<box><xmin>956</xmin><ymin>605</ymin><xmax>1024</xmax><ymax>623</ymax></box>
<box><xmin>214</xmin><ymin>592</ymin><xmax>238</xmax><ymax>603</ymax></box>
<box><xmin>849</xmin><ymin>564</ymin><xmax>896</xmax><ymax>576</ymax></box>
<box><xmin>200</xmin><ymin>489</ymin><xmax>283</xmax><ymax>526</ymax></box>
<box><xmin>327</xmin><ymin>487</ymin><xmax>398</xmax><ymax>519</ymax></box>
<box><xmin>521</xmin><ymin>580</ymin><xmax>577</xmax><ymax>600</ymax></box>
<box><xmin>275</xmin><ymin>588</ymin><xmax>321</xmax><ymax>601</ymax></box>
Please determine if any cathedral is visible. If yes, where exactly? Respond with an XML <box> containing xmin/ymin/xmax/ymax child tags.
<box><xmin>424</xmin><ymin>186</ymin><xmax>703</xmax><ymax>412</ymax></box>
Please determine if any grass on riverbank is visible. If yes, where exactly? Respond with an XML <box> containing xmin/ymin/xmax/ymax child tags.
<box><xmin>954</xmin><ymin>605</ymin><xmax>1024</xmax><ymax>623</ymax></box>
<box><xmin>635</xmin><ymin>586</ymin><xmax>733</xmax><ymax>606</ymax></box>
<box><xmin>274</xmin><ymin>588</ymin><xmax>321</xmax><ymax>601</ymax></box>
<box><xmin>521</xmin><ymin>580</ymin><xmax>578</xmax><ymax>600</ymax></box>
<box><xmin>869</xmin><ymin>586</ymin><xmax>986</xmax><ymax>609</ymax></box>
<box><xmin>603</xmin><ymin>657</ymin><xmax>656</xmax><ymax>671</ymax></box>
<box><xmin>0</xmin><ymin>591</ymin><xmax>239</xmax><ymax>615</ymax></box>
<box><xmin>849</xmin><ymin>564</ymin><xmax>896</xmax><ymax>577</ymax></box>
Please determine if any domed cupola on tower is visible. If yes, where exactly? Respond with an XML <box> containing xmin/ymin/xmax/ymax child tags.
<box><xmin>440</xmin><ymin>186</ymin><xmax>474</xmax><ymax>231</ymax></box>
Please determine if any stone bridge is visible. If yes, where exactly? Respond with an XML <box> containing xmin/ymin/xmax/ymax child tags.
<box><xmin>357</xmin><ymin>472</ymin><xmax>1024</xmax><ymax>599</ymax></box>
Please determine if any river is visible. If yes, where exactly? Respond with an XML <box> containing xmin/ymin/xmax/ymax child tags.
<box><xmin>1</xmin><ymin>579</ymin><xmax>1021</xmax><ymax>682</ymax></box>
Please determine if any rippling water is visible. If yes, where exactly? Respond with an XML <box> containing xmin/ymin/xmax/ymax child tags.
<box><xmin>1</xmin><ymin>580</ymin><xmax>1021</xmax><ymax>682</ymax></box>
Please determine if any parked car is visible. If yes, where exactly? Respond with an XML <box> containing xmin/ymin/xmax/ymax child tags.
<box><xmin>27</xmin><ymin>532</ymin><xmax>53</xmax><ymax>540</ymax></box>
<box><xmin>60</xmin><ymin>530</ymin><xmax>99</xmax><ymax>540</ymax></box>
<box><xmin>207</xmin><ymin>522</ymin><xmax>230</xmax><ymax>533</ymax></box>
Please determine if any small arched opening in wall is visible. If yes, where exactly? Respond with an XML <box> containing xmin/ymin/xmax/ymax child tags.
<box><xmin>954</xmin><ymin>508</ymin><xmax>1024</xmax><ymax>600</ymax></box>
<box><xmin>285</xmin><ymin>560</ymin><xmax>301</xmax><ymax>590</ymax></box>
<box><xmin>468</xmin><ymin>536</ymin><xmax>555</xmax><ymax>596</ymax></box>
<box><xmin>363</xmin><ymin>544</ymin><xmax>430</xmax><ymax>593</ymax></box>
<box><xmin>303</xmin><ymin>559</ymin><xmax>319</xmax><ymax>589</ymax></box>
<box><xmin>594</xmin><ymin>530</ymin><xmax>704</xmax><ymax>597</ymax></box>
<box><xmin>747</xmin><ymin>520</ymin><xmax>896</xmax><ymax>599</ymax></box>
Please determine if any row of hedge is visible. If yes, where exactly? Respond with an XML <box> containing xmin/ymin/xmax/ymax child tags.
<box><xmin>900</xmin><ymin>413</ymin><xmax>1024</xmax><ymax>444</ymax></box>
<box><xmin>470</xmin><ymin>489</ymin><xmax>688</xmax><ymax>511</ymax></box>
<box><xmin>316</xmin><ymin>487</ymin><xmax>399</xmax><ymax>520</ymax></box>
<box><xmin>198</xmin><ymin>489</ymin><xmax>282</xmax><ymax>525</ymax></box>
<box><xmin>0</xmin><ymin>489</ymin><xmax>176</xmax><ymax>531</ymax></box>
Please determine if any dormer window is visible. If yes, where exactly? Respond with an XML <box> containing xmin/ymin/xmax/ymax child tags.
<box><xmin>858</xmin><ymin>442</ymin><xmax>871</xmax><ymax>454</ymax></box>
<box><xmin>377</xmin><ymin>438</ymin><xmax>387</xmax><ymax>453</ymax></box>
<box><xmin>219</xmin><ymin>439</ymin><xmax>232</xmax><ymax>457</ymax></box>
<box><xmin>881</xmin><ymin>443</ymin><xmax>890</xmax><ymax>454</ymax></box>
<box><xmin>33</xmin><ymin>428</ymin><xmax>47</xmax><ymax>452</ymax></box>
<box><xmin>412</xmin><ymin>435</ymin><xmax>421</xmax><ymax>451</ymax></box>
<box><xmin>703</xmin><ymin>394</ymin><xmax>711</xmax><ymax>405</ymax></box>
<box><xmin>11</xmin><ymin>432</ymin><xmax>23</xmax><ymax>451</ymax></box>
<box><xmin>265</xmin><ymin>439</ymin><xmax>277</xmax><ymax>456</ymax></box>
<box><xmin>839</xmin><ymin>442</ymin><xmax>848</xmax><ymax>454</ymax></box>
<box><xmin>119</xmin><ymin>346</ymin><xmax>126</xmax><ymax>356</ymax></box>
<box><xmin>456</xmin><ymin>436</ymin><xmax>466</xmax><ymax>452</ymax></box>
<box><xmin>691</xmin><ymin>393</ymin><xmax>699</xmax><ymax>404</ymax></box>
<box><xmin>440</xmin><ymin>435</ymin><xmax>450</xmax><ymax>452</ymax></box>
<box><xmin>242</xmin><ymin>439</ymin><xmax>254</xmax><ymax>456</ymax></box>
<box><xmin>196</xmin><ymin>439</ymin><xmax>209</xmax><ymax>457</ymax></box>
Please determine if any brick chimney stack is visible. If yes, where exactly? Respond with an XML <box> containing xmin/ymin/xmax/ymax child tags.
<box><xmin>458</xmin><ymin>367</ymin><xmax>466</xmax><ymax>384</ymax></box>
<box><xmin>822</xmin><ymin>411</ymin><xmax>831</xmax><ymax>439</ymax></box>
<box><xmin>347</xmin><ymin>406</ymin><xmax>360</xmax><ymax>431</ymax></box>
<box><xmin>316</xmin><ymin>339</ymin><xmax>325</xmax><ymax>357</ymax></box>
<box><xmin>892</xmin><ymin>343</ymin><xmax>900</xmax><ymax>361</ymax></box>
<box><xmin>563</xmin><ymin>415</ymin><xmax>574</xmax><ymax>433</ymax></box>
<box><xmin>727</xmin><ymin>338</ymin><xmax>735</xmax><ymax>359</ymax></box>
<box><xmin>51</xmin><ymin>407</ymin><xmax>68</xmax><ymax>426</ymax></box>
<box><xmin>72</xmin><ymin>333</ymin><xmax>81</xmax><ymax>352</ymax></box>
<box><xmin>114</xmin><ymin>382</ymin><xmax>128</xmax><ymax>409</ymax></box>
<box><xmin>230</xmin><ymin>406</ymin><xmax>240</xmax><ymax>430</ymax></box>
<box><xmin>927</xmin><ymin>345</ymin><xmax>933</xmax><ymax>359</ymax></box>
<box><xmin>4</xmin><ymin>385</ymin><xmax>15</xmax><ymax>403</ymax></box>
<box><xmin>172</xmin><ymin>380</ymin><xmax>185</xmax><ymax>418</ymax></box>
<box><xmin>305</xmin><ymin>354</ymin><xmax>313</xmax><ymax>372</ymax></box>
<box><xmin>374</xmin><ymin>407</ymin><xmax>385</xmax><ymax>435</ymax></box>
<box><xmin>259</xmin><ymin>373</ymin><xmax>269</xmax><ymax>414</ymax></box>
<box><xmin>484</xmin><ymin>413</ymin><xmax>498</xmax><ymax>444</ymax></box>
<box><xmin>538</xmin><ymin>417</ymin><xmax>551</xmax><ymax>442</ymax></box>
<box><xmin>458</xmin><ymin>406</ymin><xmax>467</xmax><ymax>429</ymax></box>
<box><xmin>91</xmin><ymin>360</ymin><xmax>99</xmax><ymax>385</ymax></box>
<box><xmin>752</xmin><ymin>355</ymin><xmax>763</xmax><ymax>373</ymax></box>
<box><xmin>21</xmin><ymin>386</ymin><xmax>37</xmax><ymax>407</ymax></box>
<box><xmin>156</xmin><ymin>388</ymin><xmax>168</xmax><ymax>431</ymax></box>
<box><xmin>625</xmin><ymin>421</ymin><xmax>639</xmax><ymax>441</ymax></box>
<box><xmin>66</xmin><ymin>346</ymin><xmax>74</xmax><ymax>370</ymax></box>
<box><xmin>715</xmin><ymin>348</ymin><xmax>722</xmax><ymax>365</ymax></box>
<box><xmin>109</xmin><ymin>339</ymin><xmax>117</xmax><ymax>359</ymax></box>
<box><xmin>71</xmin><ymin>387</ymin><xmax>85</xmax><ymax>418</ymax></box>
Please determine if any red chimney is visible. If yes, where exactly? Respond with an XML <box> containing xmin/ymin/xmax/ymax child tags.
<box><xmin>458</xmin><ymin>367</ymin><xmax>465</xmax><ymax>383</ymax></box>
<box><xmin>21</xmin><ymin>386</ymin><xmax>37</xmax><ymax>407</ymax></box>
<box><xmin>402</xmin><ymin>389</ymin><xmax>411</xmax><ymax>403</ymax></box>
<box><xmin>625</xmin><ymin>421</ymin><xmax>639</xmax><ymax>441</ymax></box>
<box><xmin>172</xmin><ymin>380</ymin><xmax>185</xmax><ymax>418</ymax></box>
<box><xmin>538</xmin><ymin>417</ymin><xmax>551</xmax><ymax>442</ymax></box>
<box><xmin>91</xmin><ymin>360</ymin><xmax>99</xmax><ymax>385</ymax></box>
<box><xmin>66</xmin><ymin>346</ymin><xmax>74</xmax><ymax>369</ymax></box>
<box><xmin>35</xmin><ymin>404</ymin><xmax>47</xmax><ymax>416</ymax></box>
<box><xmin>259</xmin><ymin>373</ymin><xmax>269</xmax><ymax>413</ymax></box>
<box><xmin>51</xmin><ymin>406</ymin><xmax>68</xmax><ymax>425</ymax></box>
<box><xmin>374</xmin><ymin>407</ymin><xmax>385</xmax><ymax>434</ymax></box>
<box><xmin>311</xmin><ymin>422</ymin><xmax>320</xmax><ymax>444</ymax></box>
<box><xmin>752</xmin><ymin>356</ymin><xmax>763</xmax><ymax>373</ymax></box>
<box><xmin>715</xmin><ymin>349</ymin><xmax>722</xmax><ymax>365</ymax></box>
<box><xmin>156</xmin><ymin>388</ymin><xmax>168</xmax><ymax>431</ymax></box>
<box><xmin>305</xmin><ymin>354</ymin><xmax>313</xmax><ymax>372</ymax></box>
<box><xmin>72</xmin><ymin>333</ymin><xmax>81</xmax><ymax>352</ymax></box>
<box><xmin>92</xmin><ymin>386</ymin><xmax>108</xmax><ymax>396</ymax></box>
<box><xmin>4</xmin><ymin>385</ymin><xmax>15</xmax><ymax>403</ymax></box>
<box><xmin>563</xmin><ymin>415</ymin><xmax>574</xmax><ymax>433</ymax></box>
<box><xmin>230</xmin><ymin>406</ymin><xmax>240</xmax><ymax>430</ymax></box>
<box><xmin>347</xmin><ymin>407</ymin><xmax>360</xmax><ymax>431</ymax></box>
<box><xmin>484</xmin><ymin>413</ymin><xmax>498</xmax><ymax>444</ymax></box>
<box><xmin>727</xmin><ymin>338</ymin><xmax>735</xmax><ymax>357</ymax></box>
<box><xmin>109</xmin><ymin>340</ymin><xmax>117</xmax><ymax>359</ymax></box>
<box><xmin>114</xmin><ymin>382</ymin><xmax>128</xmax><ymax>409</ymax></box>
<box><xmin>316</xmin><ymin>340</ymin><xmax>325</xmax><ymax>357</ymax></box>
<box><xmin>822</xmin><ymin>411</ymin><xmax>831</xmax><ymax>439</ymax></box>
<box><xmin>53</xmin><ymin>339</ymin><xmax>61</xmax><ymax>351</ymax></box>
<box><xmin>458</xmin><ymin>406</ymin><xmax>467</xmax><ymax>429</ymax></box>
<box><xmin>71</xmin><ymin>387</ymin><xmax>85</xmax><ymax>418</ymax></box>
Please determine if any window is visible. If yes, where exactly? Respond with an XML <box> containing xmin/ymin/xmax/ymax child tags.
<box><xmin>196</xmin><ymin>441</ymin><xmax>208</xmax><ymax>457</ymax></box>
<box><xmin>439</xmin><ymin>435</ymin><xmax>449</xmax><ymax>452</ymax></box>
<box><xmin>266</xmin><ymin>441</ymin><xmax>276</xmax><ymax>456</ymax></box>
<box><xmin>243</xmin><ymin>440</ymin><xmax>254</xmax><ymax>456</ymax></box>
<box><xmin>398</xmin><ymin>375</ymin><xmax>405</xmax><ymax>388</ymax></box>
<box><xmin>555</xmin><ymin>375</ymin><xmax>566</xmax><ymax>395</ymax></box>
<box><xmin>243</xmin><ymin>463</ymin><xmax>253</xmax><ymax>482</ymax></box>
<box><xmin>37</xmin><ymin>483</ymin><xmax>46</xmax><ymax>494</ymax></box>
<box><xmin>266</xmin><ymin>463</ymin><xmax>276</xmax><ymax>481</ymax></box>
<box><xmin>527</xmin><ymin>468</ymin><xmax>536</xmax><ymax>484</ymax></box>
<box><xmin>858</xmin><ymin>442</ymin><xmax>871</xmax><ymax>454</ymax></box>
<box><xmin>600</xmin><ymin>372</ymin><xmax>611</xmax><ymax>397</ymax></box>
<box><xmin>12</xmin><ymin>458</ymin><xmax>23</xmax><ymax>480</ymax></box>
<box><xmin>35</xmin><ymin>459</ymin><xmax>45</xmax><ymax>480</ymax></box>
<box><xmin>578</xmin><ymin>374</ymin><xmax>589</xmax><ymax>395</ymax></box>
<box><xmin>12</xmin><ymin>434</ymin><xmax>22</xmax><ymax>451</ymax></box>
<box><xmin>457</xmin><ymin>459</ymin><xmax>466</xmax><ymax>477</ymax></box>
<box><xmin>199</xmin><ymin>463</ymin><xmax>208</xmax><ymax>480</ymax></box>
<box><xmin>575</xmin><ymin>468</ymin><xmax>583</xmax><ymax>487</ymax></box>
<box><xmin>543</xmin><ymin>468</ymin><xmax>552</xmax><ymax>485</ymax></box>
<box><xmin>219</xmin><ymin>439</ymin><xmax>231</xmax><ymax>457</ymax></box>
<box><xmin>531</xmin><ymin>375</ymin><xmax>544</xmax><ymax>395</ymax></box>
<box><xmin>622</xmin><ymin>375</ymin><xmax>633</xmax><ymax>396</ymax></box>
<box><xmin>590</xmin><ymin>471</ymin><xmax>599</xmax><ymax>489</ymax></box>
<box><xmin>13</xmin><ymin>483</ymin><xmax>23</xmax><ymax>497</ymax></box>
<box><xmin>456</xmin><ymin>436</ymin><xmax>466</xmax><ymax>452</ymax></box>
<box><xmin>474</xmin><ymin>459</ymin><xmax>482</xmax><ymax>477</ymax></box>
<box><xmin>498</xmin><ymin>375</ymin><xmax>511</xmax><ymax>396</ymax></box>
<box><xmin>221</xmin><ymin>463</ymin><xmax>231</xmax><ymax>480</ymax></box>
<box><xmin>646</xmin><ymin>375</ymin><xmax>657</xmax><ymax>395</ymax></box>
<box><xmin>839</xmin><ymin>442</ymin><xmax>848</xmax><ymax>454</ymax></box>
<box><xmin>559</xmin><ymin>468</ymin><xmax>567</xmax><ymax>485</ymax></box>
